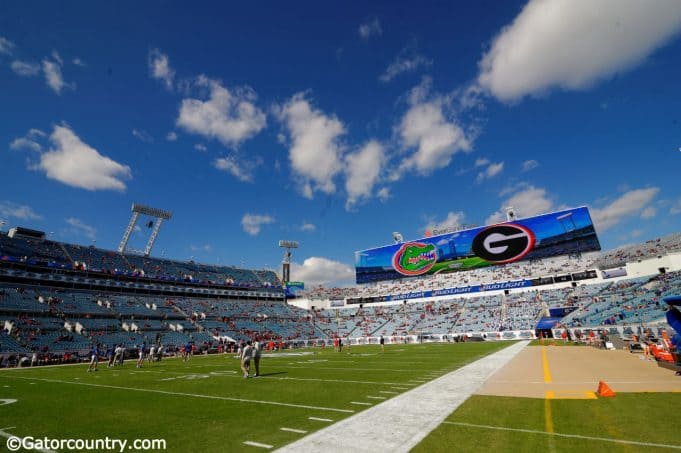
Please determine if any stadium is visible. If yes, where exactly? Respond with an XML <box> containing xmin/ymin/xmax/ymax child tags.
<box><xmin>0</xmin><ymin>202</ymin><xmax>680</xmax><ymax>452</ymax></box>
<box><xmin>3</xmin><ymin>1</ymin><xmax>681</xmax><ymax>452</ymax></box>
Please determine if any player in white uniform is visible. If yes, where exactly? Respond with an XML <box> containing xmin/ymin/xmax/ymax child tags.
<box><xmin>240</xmin><ymin>340</ymin><xmax>253</xmax><ymax>378</ymax></box>
<box><xmin>252</xmin><ymin>340</ymin><xmax>262</xmax><ymax>377</ymax></box>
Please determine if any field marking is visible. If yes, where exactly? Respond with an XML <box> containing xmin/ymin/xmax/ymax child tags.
<box><xmin>276</xmin><ymin>341</ymin><xmax>529</xmax><ymax>453</ymax></box>
<box><xmin>279</xmin><ymin>365</ymin><xmax>415</xmax><ymax>373</ymax></box>
<box><xmin>379</xmin><ymin>391</ymin><xmax>398</xmax><ymax>394</ymax></box>
<box><xmin>0</xmin><ymin>428</ymin><xmax>57</xmax><ymax>453</ymax></box>
<box><xmin>441</xmin><ymin>421</ymin><xmax>681</xmax><ymax>450</ymax></box>
<box><xmin>546</xmin><ymin>390</ymin><xmax>597</xmax><ymax>400</ymax></box>
<box><xmin>243</xmin><ymin>441</ymin><xmax>273</xmax><ymax>449</ymax></box>
<box><xmin>541</xmin><ymin>346</ymin><xmax>552</xmax><ymax>384</ymax></box>
<box><xmin>544</xmin><ymin>392</ymin><xmax>554</xmax><ymax>434</ymax></box>
<box><xmin>308</xmin><ymin>417</ymin><xmax>333</xmax><ymax>422</ymax></box>
<box><xmin>350</xmin><ymin>401</ymin><xmax>372</xmax><ymax>406</ymax></box>
<box><xmin>366</xmin><ymin>396</ymin><xmax>387</xmax><ymax>400</ymax></box>
<box><xmin>280</xmin><ymin>427</ymin><xmax>307</xmax><ymax>434</ymax></box>
<box><xmin>0</xmin><ymin>375</ymin><xmax>354</xmax><ymax>414</ymax></box>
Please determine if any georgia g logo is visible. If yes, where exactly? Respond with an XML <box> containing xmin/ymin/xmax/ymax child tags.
<box><xmin>471</xmin><ymin>224</ymin><xmax>536</xmax><ymax>264</ymax></box>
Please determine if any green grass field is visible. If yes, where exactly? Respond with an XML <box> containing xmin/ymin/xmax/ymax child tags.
<box><xmin>0</xmin><ymin>342</ymin><xmax>677</xmax><ymax>452</ymax></box>
<box><xmin>0</xmin><ymin>342</ymin><xmax>506</xmax><ymax>452</ymax></box>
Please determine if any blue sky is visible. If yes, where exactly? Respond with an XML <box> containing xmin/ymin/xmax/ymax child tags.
<box><xmin>1</xmin><ymin>1</ymin><xmax>680</xmax><ymax>286</ymax></box>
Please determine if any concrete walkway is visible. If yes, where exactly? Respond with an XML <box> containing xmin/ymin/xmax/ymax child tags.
<box><xmin>276</xmin><ymin>340</ymin><xmax>529</xmax><ymax>453</ymax></box>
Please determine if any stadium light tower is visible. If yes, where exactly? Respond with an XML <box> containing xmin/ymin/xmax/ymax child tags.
<box><xmin>278</xmin><ymin>240</ymin><xmax>298</xmax><ymax>283</ymax></box>
<box><xmin>505</xmin><ymin>206</ymin><xmax>517</xmax><ymax>222</ymax></box>
<box><xmin>118</xmin><ymin>203</ymin><xmax>173</xmax><ymax>256</ymax></box>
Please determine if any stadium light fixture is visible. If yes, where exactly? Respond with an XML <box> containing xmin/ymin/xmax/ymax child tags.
<box><xmin>279</xmin><ymin>240</ymin><xmax>299</xmax><ymax>284</ymax></box>
<box><xmin>118</xmin><ymin>203</ymin><xmax>173</xmax><ymax>256</ymax></box>
<box><xmin>392</xmin><ymin>232</ymin><xmax>404</xmax><ymax>244</ymax></box>
<box><xmin>505</xmin><ymin>207</ymin><xmax>517</xmax><ymax>222</ymax></box>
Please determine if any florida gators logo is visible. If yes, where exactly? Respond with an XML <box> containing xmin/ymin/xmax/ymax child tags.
<box><xmin>392</xmin><ymin>242</ymin><xmax>438</xmax><ymax>276</ymax></box>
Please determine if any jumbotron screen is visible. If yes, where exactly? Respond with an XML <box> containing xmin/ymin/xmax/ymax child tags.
<box><xmin>354</xmin><ymin>206</ymin><xmax>601</xmax><ymax>284</ymax></box>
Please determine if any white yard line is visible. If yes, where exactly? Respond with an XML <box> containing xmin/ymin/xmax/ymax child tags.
<box><xmin>441</xmin><ymin>421</ymin><xmax>681</xmax><ymax>450</ymax></box>
<box><xmin>366</xmin><ymin>396</ymin><xmax>387</xmax><ymax>400</ymax></box>
<box><xmin>280</xmin><ymin>427</ymin><xmax>307</xmax><ymax>434</ymax></box>
<box><xmin>308</xmin><ymin>417</ymin><xmax>333</xmax><ymax>422</ymax></box>
<box><xmin>350</xmin><ymin>401</ymin><xmax>372</xmax><ymax>406</ymax></box>
<box><xmin>276</xmin><ymin>341</ymin><xmax>528</xmax><ymax>453</ymax></box>
<box><xmin>243</xmin><ymin>441</ymin><xmax>273</xmax><ymax>449</ymax></box>
<box><xmin>0</xmin><ymin>375</ymin><xmax>354</xmax><ymax>414</ymax></box>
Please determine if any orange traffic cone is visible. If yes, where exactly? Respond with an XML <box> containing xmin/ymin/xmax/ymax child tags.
<box><xmin>597</xmin><ymin>381</ymin><xmax>616</xmax><ymax>397</ymax></box>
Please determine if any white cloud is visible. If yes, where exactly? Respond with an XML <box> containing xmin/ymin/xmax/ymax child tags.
<box><xmin>395</xmin><ymin>79</ymin><xmax>471</xmax><ymax>177</ymax></box>
<box><xmin>213</xmin><ymin>155</ymin><xmax>261</xmax><ymax>182</ymax></box>
<box><xmin>474</xmin><ymin>158</ymin><xmax>490</xmax><ymax>167</ymax></box>
<box><xmin>379</xmin><ymin>44</ymin><xmax>432</xmax><ymax>82</ymax></box>
<box><xmin>36</xmin><ymin>125</ymin><xmax>131</xmax><ymax>191</ymax></box>
<box><xmin>241</xmin><ymin>213</ymin><xmax>274</xmax><ymax>236</ymax></box>
<box><xmin>424</xmin><ymin>211</ymin><xmax>465</xmax><ymax>233</ymax></box>
<box><xmin>0</xmin><ymin>37</ymin><xmax>15</xmax><ymax>55</ymax></box>
<box><xmin>9</xmin><ymin>129</ymin><xmax>45</xmax><ymax>153</ymax></box>
<box><xmin>190</xmin><ymin>244</ymin><xmax>212</xmax><ymax>253</ymax></box>
<box><xmin>478</xmin><ymin>0</ymin><xmax>681</xmax><ymax>102</ymax></box>
<box><xmin>0</xmin><ymin>201</ymin><xmax>42</xmax><ymax>221</ymax></box>
<box><xmin>640</xmin><ymin>206</ymin><xmax>656</xmax><ymax>219</ymax></box>
<box><xmin>377</xmin><ymin>187</ymin><xmax>391</xmax><ymax>202</ymax></box>
<box><xmin>300</xmin><ymin>223</ymin><xmax>316</xmax><ymax>232</ymax></box>
<box><xmin>72</xmin><ymin>58</ymin><xmax>86</xmax><ymax>67</ymax></box>
<box><xmin>177</xmin><ymin>76</ymin><xmax>266</xmax><ymax>148</ymax></box>
<box><xmin>166</xmin><ymin>131</ymin><xmax>178</xmax><ymax>141</ymax></box>
<box><xmin>276</xmin><ymin>93</ymin><xmax>345</xmax><ymax>197</ymax></box>
<box><xmin>344</xmin><ymin>140</ymin><xmax>385</xmax><ymax>209</ymax></box>
<box><xmin>42</xmin><ymin>58</ymin><xmax>72</xmax><ymax>94</ymax></box>
<box><xmin>522</xmin><ymin>159</ymin><xmax>539</xmax><ymax>171</ymax></box>
<box><xmin>358</xmin><ymin>18</ymin><xmax>382</xmax><ymax>40</ymax></box>
<box><xmin>132</xmin><ymin>129</ymin><xmax>153</xmax><ymax>143</ymax></box>
<box><xmin>148</xmin><ymin>49</ymin><xmax>175</xmax><ymax>90</ymax></box>
<box><xmin>476</xmin><ymin>161</ymin><xmax>504</xmax><ymax>182</ymax></box>
<box><xmin>194</xmin><ymin>143</ymin><xmax>207</xmax><ymax>152</ymax></box>
<box><xmin>65</xmin><ymin>217</ymin><xmax>96</xmax><ymax>240</ymax></box>
<box><xmin>670</xmin><ymin>198</ymin><xmax>681</xmax><ymax>215</ymax></box>
<box><xmin>11</xmin><ymin>60</ymin><xmax>40</xmax><ymax>76</ymax></box>
<box><xmin>590</xmin><ymin>187</ymin><xmax>660</xmax><ymax>230</ymax></box>
<box><xmin>290</xmin><ymin>257</ymin><xmax>355</xmax><ymax>287</ymax></box>
<box><xmin>486</xmin><ymin>185</ymin><xmax>554</xmax><ymax>224</ymax></box>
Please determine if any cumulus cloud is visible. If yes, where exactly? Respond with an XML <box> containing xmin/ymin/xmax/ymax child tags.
<box><xmin>377</xmin><ymin>187</ymin><xmax>391</xmax><ymax>202</ymax></box>
<box><xmin>300</xmin><ymin>223</ymin><xmax>316</xmax><ymax>232</ymax></box>
<box><xmin>344</xmin><ymin>140</ymin><xmax>385</xmax><ymax>209</ymax></box>
<box><xmin>476</xmin><ymin>161</ymin><xmax>504</xmax><ymax>182</ymax></box>
<box><xmin>194</xmin><ymin>143</ymin><xmax>207</xmax><ymax>152</ymax></box>
<box><xmin>380</xmin><ymin>43</ymin><xmax>432</xmax><ymax>82</ymax></box>
<box><xmin>486</xmin><ymin>185</ymin><xmax>555</xmax><ymax>224</ymax></box>
<box><xmin>166</xmin><ymin>131</ymin><xmax>178</xmax><ymax>141</ymax></box>
<box><xmin>10</xmin><ymin>129</ymin><xmax>45</xmax><ymax>153</ymax></box>
<box><xmin>72</xmin><ymin>58</ymin><xmax>86</xmax><ymax>67</ymax></box>
<box><xmin>213</xmin><ymin>155</ymin><xmax>261</xmax><ymax>182</ymax></box>
<box><xmin>65</xmin><ymin>217</ymin><xmax>96</xmax><ymax>240</ymax></box>
<box><xmin>395</xmin><ymin>79</ymin><xmax>471</xmax><ymax>177</ymax></box>
<box><xmin>241</xmin><ymin>213</ymin><xmax>274</xmax><ymax>236</ymax></box>
<box><xmin>276</xmin><ymin>93</ymin><xmax>345</xmax><ymax>197</ymax></box>
<box><xmin>11</xmin><ymin>60</ymin><xmax>40</xmax><ymax>77</ymax></box>
<box><xmin>290</xmin><ymin>257</ymin><xmax>355</xmax><ymax>287</ymax></box>
<box><xmin>358</xmin><ymin>18</ymin><xmax>382</xmax><ymax>40</ymax></box>
<box><xmin>590</xmin><ymin>187</ymin><xmax>660</xmax><ymax>230</ymax></box>
<box><xmin>35</xmin><ymin>125</ymin><xmax>132</xmax><ymax>191</ymax></box>
<box><xmin>177</xmin><ymin>76</ymin><xmax>266</xmax><ymax>148</ymax></box>
<box><xmin>478</xmin><ymin>0</ymin><xmax>681</xmax><ymax>101</ymax></box>
<box><xmin>670</xmin><ymin>198</ymin><xmax>681</xmax><ymax>215</ymax></box>
<box><xmin>42</xmin><ymin>58</ymin><xmax>71</xmax><ymax>94</ymax></box>
<box><xmin>0</xmin><ymin>201</ymin><xmax>42</xmax><ymax>221</ymax></box>
<box><xmin>148</xmin><ymin>49</ymin><xmax>175</xmax><ymax>90</ymax></box>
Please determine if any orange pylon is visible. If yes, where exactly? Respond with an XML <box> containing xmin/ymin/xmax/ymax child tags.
<box><xmin>597</xmin><ymin>381</ymin><xmax>616</xmax><ymax>397</ymax></box>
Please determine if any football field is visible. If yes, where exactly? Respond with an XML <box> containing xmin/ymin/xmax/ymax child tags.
<box><xmin>0</xmin><ymin>342</ymin><xmax>678</xmax><ymax>452</ymax></box>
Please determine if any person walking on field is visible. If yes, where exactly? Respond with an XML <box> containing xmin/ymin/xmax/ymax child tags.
<box><xmin>252</xmin><ymin>339</ymin><xmax>262</xmax><ymax>377</ymax></box>
<box><xmin>241</xmin><ymin>340</ymin><xmax>253</xmax><ymax>378</ymax></box>
<box><xmin>379</xmin><ymin>335</ymin><xmax>385</xmax><ymax>352</ymax></box>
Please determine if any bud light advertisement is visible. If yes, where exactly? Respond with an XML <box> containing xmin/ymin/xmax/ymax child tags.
<box><xmin>354</xmin><ymin>207</ymin><xmax>600</xmax><ymax>284</ymax></box>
